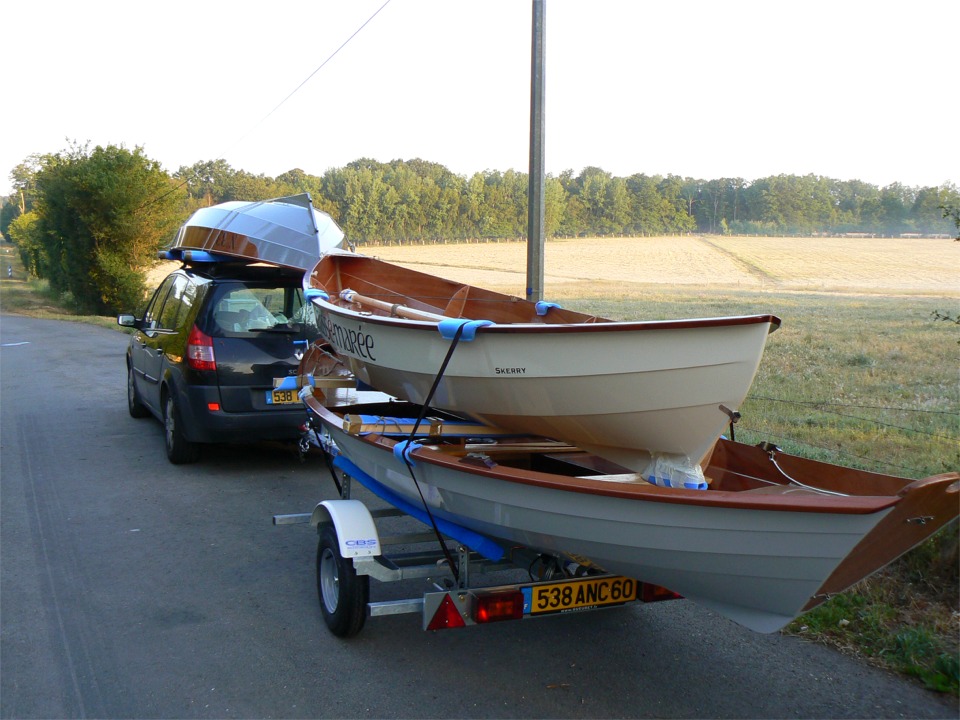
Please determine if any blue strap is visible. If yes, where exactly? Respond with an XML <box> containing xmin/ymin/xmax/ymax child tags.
<box><xmin>304</xmin><ymin>288</ymin><xmax>329</xmax><ymax>301</ymax></box>
<box><xmin>535</xmin><ymin>301</ymin><xmax>562</xmax><ymax>316</ymax></box>
<box><xmin>392</xmin><ymin>439</ymin><xmax>422</xmax><ymax>464</ymax></box>
<box><xmin>437</xmin><ymin>318</ymin><xmax>493</xmax><ymax>341</ymax></box>
<box><xmin>274</xmin><ymin>375</ymin><xmax>313</xmax><ymax>391</ymax></box>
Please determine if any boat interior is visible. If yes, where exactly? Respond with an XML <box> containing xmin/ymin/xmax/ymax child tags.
<box><xmin>314</xmin><ymin>397</ymin><xmax>930</xmax><ymax>499</ymax></box>
<box><xmin>308</xmin><ymin>253</ymin><xmax>601</xmax><ymax>324</ymax></box>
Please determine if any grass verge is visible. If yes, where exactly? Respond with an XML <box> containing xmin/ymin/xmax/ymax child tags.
<box><xmin>0</xmin><ymin>246</ymin><xmax>119</xmax><ymax>330</ymax></box>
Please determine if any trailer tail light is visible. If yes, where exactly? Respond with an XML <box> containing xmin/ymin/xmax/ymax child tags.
<box><xmin>187</xmin><ymin>325</ymin><xmax>216</xmax><ymax>371</ymax></box>
<box><xmin>425</xmin><ymin>594</ymin><xmax>466</xmax><ymax>631</ymax></box>
<box><xmin>474</xmin><ymin>591</ymin><xmax>524</xmax><ymax>624</ymax></box>
<box><xmin>640</xmin><ymin>582</ymin><xmax>683</xmax><ymax>603</ymax></box>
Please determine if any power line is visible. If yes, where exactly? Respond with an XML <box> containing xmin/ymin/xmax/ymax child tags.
<box><xmin>223</xmin><ymin>0</ymin><xmax>393</xmax><ymax>155</ymax></box>
<box><xmin>139</xmin><ymin>1</ymin><xmax>392</xmax><ymax>212</ymax></box>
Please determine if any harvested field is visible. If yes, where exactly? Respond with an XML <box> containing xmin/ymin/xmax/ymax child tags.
<box><xmin>367</xmin><ymin>235</ymin><xmax>959</xmax><ymax>297</ymax></box>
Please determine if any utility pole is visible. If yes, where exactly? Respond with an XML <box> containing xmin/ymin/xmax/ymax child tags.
<box><xmin>526</xmin><ymin>0</ymin><xmax>545</xmax><ymax>303</ymax></box>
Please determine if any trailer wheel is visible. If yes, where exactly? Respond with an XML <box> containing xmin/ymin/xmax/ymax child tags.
<box><xmin>317</xmin><ymin>524</ymin><xmax>368</xmax><ymax>637</ymax></box>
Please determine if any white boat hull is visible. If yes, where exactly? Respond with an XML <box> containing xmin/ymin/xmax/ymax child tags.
<box><xmin>324</xmin><ymin>425</ymin><xmax>888</xmax><ymax>633</ymax></box>
<box><xmin>315</xmin><ymin>304</ymin><xmax>777</xmax><ymax>470</ymax></box>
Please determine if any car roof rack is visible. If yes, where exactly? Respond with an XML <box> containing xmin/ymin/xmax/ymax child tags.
<box><xmin>159</xmin><ymin>248</ymin><xmax>240</xmax><ymax>264</ymax></box>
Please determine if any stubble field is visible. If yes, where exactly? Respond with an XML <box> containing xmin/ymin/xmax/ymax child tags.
<box><xmin>368</xmin><ymin>234</ymin><xmax>959</xmax><ymax>297</ymax></box>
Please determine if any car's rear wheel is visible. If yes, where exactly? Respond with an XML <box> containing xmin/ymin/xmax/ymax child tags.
<box><xmin>127</xmin><ymin>365</ymin><xmax>150</xmax><ymax>418</ymax></box>
<box><xmin>164</xmin><ymin>392</ymin><xmax>200</xmax><ymax>464</ymax></box>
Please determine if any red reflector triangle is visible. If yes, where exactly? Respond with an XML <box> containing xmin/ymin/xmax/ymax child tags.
<box><xmin>427</xmin><ymin>594</ymin><xmax>466</xmax><ymax>631</ymax></box>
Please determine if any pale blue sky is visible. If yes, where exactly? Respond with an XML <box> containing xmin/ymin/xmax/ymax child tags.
<box><xmin>4</xmin><ymin>0</ymin><xmax>957</xmax><ymax>196</ymax></box>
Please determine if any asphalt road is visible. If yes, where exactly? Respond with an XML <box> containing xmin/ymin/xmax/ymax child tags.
<box><xmin>1</xmin><ymin>315</ymin><xmax>955</xmax><ymax>719</ymax></box>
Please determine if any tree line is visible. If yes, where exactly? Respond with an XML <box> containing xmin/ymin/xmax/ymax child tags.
<box><xmin>2</xmin><ymin>142</ymin><xmax>956</xmax><ymax>313</ymax></box>
<box><xmin>170</xmin><ymin>157</ymin><xmax>958</xmax><ymax>241</ymax></box>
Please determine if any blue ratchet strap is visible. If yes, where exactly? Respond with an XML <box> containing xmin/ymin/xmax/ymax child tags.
<box><xmin>437</xmin><ymin>318</ymin><xmax>493</xmax><ymax>341</ymax></box>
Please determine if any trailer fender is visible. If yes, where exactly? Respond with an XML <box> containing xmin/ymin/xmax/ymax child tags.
<box><xmin>310</xmin><ymin>499</ymin><xmax>381</xmax><ymax>558</ymax></box>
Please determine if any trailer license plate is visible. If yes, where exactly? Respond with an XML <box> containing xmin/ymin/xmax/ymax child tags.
<box><xmin>528</xmin><ymin>576</ymin><xmax>638</xmax><ymax>616</ymax></box>
<box><xmin>267</xmin><ymin>389</ymin><xmax>298</xmax><ymax>405</ymax></box>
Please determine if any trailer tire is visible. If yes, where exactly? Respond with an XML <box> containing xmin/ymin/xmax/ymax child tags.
<box><xmin>317</xmin><ymin>524</ymin><xmax>368</xmax><ymax>637</ymax></box>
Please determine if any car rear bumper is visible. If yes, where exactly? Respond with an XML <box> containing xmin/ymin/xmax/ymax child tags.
<box><xmin>179</xmin><ymin>384</ymin><xmax>306</xmax><ymax>443</ymax></box>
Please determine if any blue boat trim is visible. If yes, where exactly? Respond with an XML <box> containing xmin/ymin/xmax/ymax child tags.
<box><xmin>332</xmin><ymin>455</ymin><xmax>506</xmax><ymax>561</ymax></box>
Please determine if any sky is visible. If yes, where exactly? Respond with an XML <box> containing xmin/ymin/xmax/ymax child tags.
<box><xmin>3</xmin><ymin>0</ymin><xmax>957</xmax><ymax>197</ymax></box>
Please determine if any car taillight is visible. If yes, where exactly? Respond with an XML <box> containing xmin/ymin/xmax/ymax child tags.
<box><xmin>187</xmin><ymin>325</ymin><xmax>216</xmax><ymax>371</ymax></box>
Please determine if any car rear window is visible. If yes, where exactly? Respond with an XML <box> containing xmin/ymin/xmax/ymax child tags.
<box><xmin>210</xmin><ymin>283</ymin><xmax>313</xmax><ymax>336</ymax></box>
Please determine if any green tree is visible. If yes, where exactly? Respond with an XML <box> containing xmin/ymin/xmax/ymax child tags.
<box><xmin>6</xmin><ymin>211</ymin><xmax>44</xmax><ymax>275</ymax></box>
<box><xmin>2</xmin><ymin>154</ymin><xmax>49</xmax><ymax>240</ymax></box>
<box><xmin>34</xmin><ymin>142</ymin><xmax>185</xmax><ymax>313</ymax></box>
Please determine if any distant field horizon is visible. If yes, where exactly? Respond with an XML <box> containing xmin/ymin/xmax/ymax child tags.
<box><xmin>364</xmin><ymin>235</ymin><xmax>959</xmax><ymax>300</ymax></box>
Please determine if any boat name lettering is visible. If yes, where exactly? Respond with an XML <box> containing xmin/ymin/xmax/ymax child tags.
<box><xmin>320</xmin><ymin>314</ymin><xmax>377</xmax><ymax>361</ymax></box>
<box><xmin>495</xmin><ymin>367</ymin><xmax>526</xmax><ymax>375</ymax></box>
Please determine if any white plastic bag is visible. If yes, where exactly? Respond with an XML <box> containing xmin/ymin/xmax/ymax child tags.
<box><xmin>643</xmin><ymin>454</ymin><xmax>707</xmax><ymax>490</ymax></box>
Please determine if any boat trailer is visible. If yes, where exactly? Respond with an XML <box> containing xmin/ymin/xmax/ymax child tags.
<box><xmin>273</xmin><ymin>467</ymin><xmax>679</xmax><ymax>638</ymax></box>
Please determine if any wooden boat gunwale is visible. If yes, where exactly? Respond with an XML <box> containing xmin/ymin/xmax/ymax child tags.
<box><xmin>306</xmin><ymin>253</ymin><xmax>782</xmax><ymax>333</ymax></box>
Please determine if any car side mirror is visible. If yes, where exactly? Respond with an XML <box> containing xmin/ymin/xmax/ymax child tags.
<box><xmin>117</xmin><ymin>314</ymin><xmax>138</xmax><ymax>328</ymax></box>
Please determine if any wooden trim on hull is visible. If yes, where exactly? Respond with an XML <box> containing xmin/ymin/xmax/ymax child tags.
<box><xmin>804</xmin><ymin>473</ymin><xmax>960</xmax><ymax>610</ymax></box>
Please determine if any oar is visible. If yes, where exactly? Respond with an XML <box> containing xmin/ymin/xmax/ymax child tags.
<box><xmin>339</xmin><ymin>289</ymin><xmax>448</xmax><ymax>322</ymax></box>
<box><xmin>421</xmin><ymin>441</ymin><xmax>581</xmax><ymax>456</ymax></box>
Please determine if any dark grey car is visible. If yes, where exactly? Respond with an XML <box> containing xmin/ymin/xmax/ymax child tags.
<box><xmin>118</xmin><ymin>260</ymin><xmax>317</xmax><ymax>463</ymax></box>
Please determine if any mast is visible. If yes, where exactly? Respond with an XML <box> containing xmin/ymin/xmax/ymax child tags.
<box><xmin>526</xmin><ymin>0</ymin><xmax>546</xmax><ymax>303</ymax></box>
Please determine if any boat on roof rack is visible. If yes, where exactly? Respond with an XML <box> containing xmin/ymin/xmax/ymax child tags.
<box><xmin>161</xmin><ymin>193</ymin><xmax>344</xmax><ymax>270</ymax></box>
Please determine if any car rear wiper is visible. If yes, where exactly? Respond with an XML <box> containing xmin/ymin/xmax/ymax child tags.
<box><xmin>249</xmin><ymin>325</ymin><xmax>299</xmax><ymax>334</ymax></box>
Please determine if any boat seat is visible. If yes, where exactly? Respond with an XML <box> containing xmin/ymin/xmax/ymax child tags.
<box><xmin>576</xmin><ymin>473</ymin><xmax>648</xmax><ymax>484</ymax></box>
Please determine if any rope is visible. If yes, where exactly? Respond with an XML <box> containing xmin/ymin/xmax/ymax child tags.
<box><xmin>397</xmin><ymin>321</ymin><xmax>471</xmax><ymax>585</ymax></box>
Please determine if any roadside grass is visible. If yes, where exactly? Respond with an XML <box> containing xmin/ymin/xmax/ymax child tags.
<box><xmin>2</xmin><ymin>241</ymin><xmax>957</xmax><ymax>694</ymax></box>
